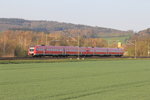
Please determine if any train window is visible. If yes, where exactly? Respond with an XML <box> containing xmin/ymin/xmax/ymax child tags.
<box><xmin>90</xmin><ymin>50</ymin><xmax>93</xmax><ymax>52</ymax></box>
<box><xmin>36</xmin><ymin>48</ymin><xmax>39</xmax><ymax>51</ymax></box>
<box><xmin>38</xmin><ymin>48</ymin><xmax>44</xmax><ymax>51</ymax></box>
<box><xmin>81</xmin><ymin>50</ymin><xmax>85</xmax><ymax>52</ymax></box>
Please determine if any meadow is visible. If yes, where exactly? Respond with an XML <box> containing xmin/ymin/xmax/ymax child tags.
<box><xmin>0</xmin><ymin>60</ymin><xmax>150</xmax><ymax>100</ymax></box>
<box><xmin>103</xmin><ymin>35</ymin><xmax>131</xmax><ymax>43</ymax></box>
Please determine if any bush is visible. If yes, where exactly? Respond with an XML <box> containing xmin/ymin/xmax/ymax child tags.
<box><xmin>14</xmin><ymin>46</ymin><xmax>27</xmax><ymax>57</ymax></box>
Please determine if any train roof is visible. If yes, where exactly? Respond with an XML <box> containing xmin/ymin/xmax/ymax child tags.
<box><xmin>31</xmin><ymin>45</ymin><xmax>123</xmax><ymax>50</ymax></box>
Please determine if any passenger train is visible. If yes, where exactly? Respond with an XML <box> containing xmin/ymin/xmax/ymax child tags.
<box><xmin>28</xmin><ymin>45</ymin><xmax>124</xmax><ymax>57</ymax></box>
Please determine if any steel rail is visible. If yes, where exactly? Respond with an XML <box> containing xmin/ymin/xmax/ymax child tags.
<box><xmin>0</xmin><ymin>56</ymin><xmax>150</xmax><ymax>60</ymax></box>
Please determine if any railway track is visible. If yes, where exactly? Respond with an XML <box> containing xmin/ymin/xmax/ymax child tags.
<box><xmin>0</xmin><ymin>56</ymin><xmax>150</xmax><ymax>60</ymax></box>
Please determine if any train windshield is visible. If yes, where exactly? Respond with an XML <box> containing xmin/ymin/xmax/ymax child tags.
<box><xmin>30</xmin><ymin>48</ymin><xmax>34</xmax><ymax>52</ymax></box>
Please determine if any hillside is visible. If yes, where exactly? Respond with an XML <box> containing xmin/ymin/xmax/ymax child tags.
<box><xmin>138</xmin><ymin>28</ymin><xmax>150</xmax><ymax>35</ymax></box>
<box><xmin>0</xmin><ymin>18</ymin><xmax>133</xmax><ymax>38</ymax></box>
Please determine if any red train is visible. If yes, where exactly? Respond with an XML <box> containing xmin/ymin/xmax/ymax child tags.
<box><xmin>28</xmin><ymin>45</ymin><xmax>124</xmax><ymax>57</ymax></box>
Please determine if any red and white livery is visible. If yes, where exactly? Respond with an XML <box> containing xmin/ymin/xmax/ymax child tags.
<box><xmin>28</xmin><ymin>45</ymin><xmax>124</xmax><ymax>57</ymax></box>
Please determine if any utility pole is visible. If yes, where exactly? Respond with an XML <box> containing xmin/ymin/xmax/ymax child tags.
<box><xmin>148</xmin><ymin>41</ymin><xmax>150</xmax><ymax>56</ymax></box>
<box><xmin>126</xmin><ymin>40</ymin><xmax>137</xmax><ymax>59</ymax></box>
<box><xmin>65</xmin><ymin>33</ymin><xmax>80</xmax><ymax>59</ymax></box>
<box><xmin>77</xmin><ymin>33</ymin><xmax>80</xmax><ymax>60</ymax></box>
<box><xmin>36</xmin><ymin>38</ymin><xmax>38</xmax><ymax>45</ymax></box>
<box><xmin>45</xmin><ymin>34</ymin><xmax>48</xmax><ymax>45</ymax></box>
<box><xmin>3</xmin><ymin>35</ymin><xmax>6</xmax><ymax>56</ymax></box>
<box><xmin>134</xmin><ymin>40</ymin><xmax>137</xmax><ymax>59</ymax></box>
<box><xmin>107</xmin><ymin>40</ymin><xmax>109</xmax><ymax>48</ymax></box>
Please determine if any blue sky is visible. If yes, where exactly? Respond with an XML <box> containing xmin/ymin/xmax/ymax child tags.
<box><xmin>0</xmin><ymin>0</ymin><xmax>150</xmax><ymax>31</ymax></box>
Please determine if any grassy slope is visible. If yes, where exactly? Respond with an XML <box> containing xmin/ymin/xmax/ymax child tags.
<box><xmin>0</xmin><ymin>60</ymin><xmax>150</xmax><ymax>100</ymax></box>
<box><xmin>103</xmin><ymin>35</ymin><xmax>131</xmax><ymax>43</ymax></box>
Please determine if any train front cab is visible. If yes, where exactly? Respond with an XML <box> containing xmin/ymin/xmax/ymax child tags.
<box><xmin>28</xmin><ymin>47</ymin><xmax>35</xmax><ymax>56</ymax></box>
<box><xmin>28</xmin><ymin>46</ymin><xmax>46</xmax><ymax>57</ymax></box>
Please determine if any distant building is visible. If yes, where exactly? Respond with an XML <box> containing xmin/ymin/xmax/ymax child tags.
<box><xmin>118</xmin><ymin>42</ymin><xmax>122</xmax><ymax>48</ymax></box>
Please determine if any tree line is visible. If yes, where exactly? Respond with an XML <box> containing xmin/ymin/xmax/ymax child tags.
<box><xmin>0</xmin><ymin>30</ymin><xmax>107</xmax><ymax>57</ymax></box>
<box><xmin>126</xmin><ymin>33</ymin><xmax>150</xmax><ymax>56</ymax></box>
<box><xmin>0</xmin><ymin>30</ymin><xmax>150</xmax><ymax>57</ymax></box>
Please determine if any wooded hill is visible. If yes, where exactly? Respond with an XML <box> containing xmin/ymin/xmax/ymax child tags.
<box><xmin>0</xmin><ymin>18</ymin><xmax>133</xmax><ymax>38</ymax></box>
<box><xmin>138</xmin><ymin>28</ymin><xmax>150</xmax><ymax>35</ymax></box>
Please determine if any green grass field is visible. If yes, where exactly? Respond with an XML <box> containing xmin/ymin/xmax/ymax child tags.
<box><xmin>103</xmin><ymin>35</ymin><xmax>131</xmax><ymax>43</ymax></box>
<box><xmin>0</xmin><ymin>60</ymin><xmax>150</xmax><ymax>100</ymax></box>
